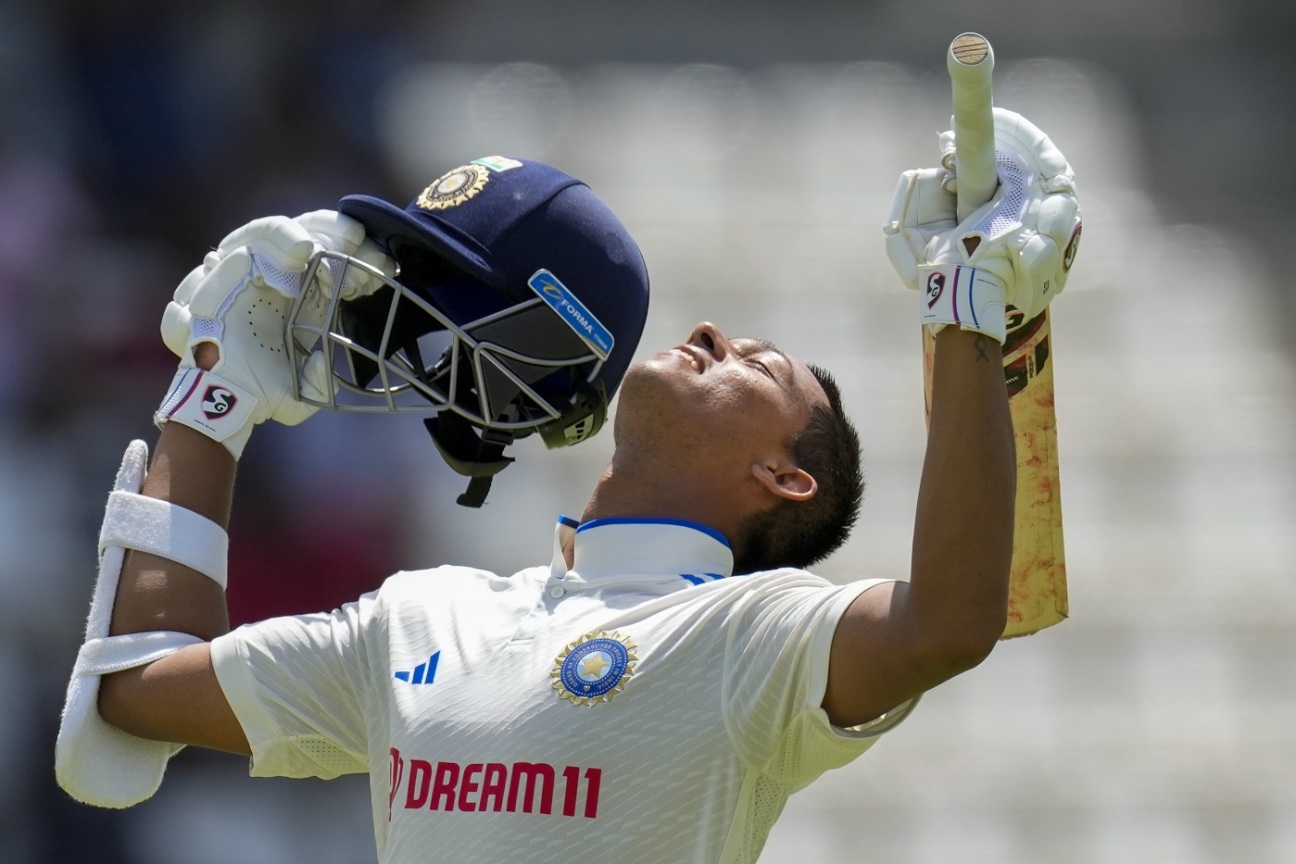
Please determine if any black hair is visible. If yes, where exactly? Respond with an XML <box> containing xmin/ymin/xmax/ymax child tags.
<box><xmin>732</xmin><ymin>364</ymin><xmax>864</xmax><ymax>573</ymax></box>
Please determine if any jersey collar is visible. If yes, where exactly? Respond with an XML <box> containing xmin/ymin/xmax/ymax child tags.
<box><xmin>550</xmin><ymin>517</ymin><xmax>734</xmax><ymax>583</ymax></box>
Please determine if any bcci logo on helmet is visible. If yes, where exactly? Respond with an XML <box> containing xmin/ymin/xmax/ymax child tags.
<box><xmin>416</xmin><ymin>165</ymin><xmax>489</xmax><ymax>211</ymax></box>
<box><xmin>201</xmin><ymin>385</ymin><xmax>237</xmax><ymax>420</ymax></box>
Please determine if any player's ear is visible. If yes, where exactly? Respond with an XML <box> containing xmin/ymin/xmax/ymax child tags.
<box><xmin>751</xmin><ymin>461</ymin><xmax>817</xmax><ymax>502</ymax></box>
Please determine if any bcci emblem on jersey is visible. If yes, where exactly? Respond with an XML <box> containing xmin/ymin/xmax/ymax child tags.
<box><xmin>552</xmin><ymin>631</ymin><xmax>637</xmax><ymax>706</ymax></box>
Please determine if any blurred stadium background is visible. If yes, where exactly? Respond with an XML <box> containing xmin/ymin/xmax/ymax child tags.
<box><xmin>2</xmin><ymin>1</ymin><xmax>1294</xmax><ymax>861</ymax></box>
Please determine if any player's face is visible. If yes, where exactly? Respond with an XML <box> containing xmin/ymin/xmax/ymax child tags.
<box><xmin>616</xmin><ymin>322</ymin><xmax>827</xmax><ymax>465</ymax></box>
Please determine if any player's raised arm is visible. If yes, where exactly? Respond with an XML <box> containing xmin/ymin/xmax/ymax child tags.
<box><xmin>820</xmin><ymin>110</ymin><xmax>1081</xmax><ymax>727</ymax></box>
<box><xmin>56</xmin><ymin>212</ymin><xmax>393</xmax><ymax>806</ymax></box>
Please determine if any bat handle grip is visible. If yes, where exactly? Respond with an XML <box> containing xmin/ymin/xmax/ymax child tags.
<box><xmin>948</xmin><ymin>33</ymin><xmax>997</xmax><ymax>221</ymax></box>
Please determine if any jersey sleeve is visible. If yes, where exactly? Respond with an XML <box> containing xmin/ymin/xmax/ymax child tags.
<box><xmin>210</xmin><ymin>592</ymin><xmax>378</xmax><ymax>780</ymax></box>
<box><xmin>721</xmin><ymin>575</ymin><xmax>917</xmax><ymax>786</ymax></box>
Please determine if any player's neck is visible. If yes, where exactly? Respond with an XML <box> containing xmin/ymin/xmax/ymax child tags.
<box><xmin>578</xmin><ymin>456</ymin><xmax>739</xmax><ymax>547</ymax></box>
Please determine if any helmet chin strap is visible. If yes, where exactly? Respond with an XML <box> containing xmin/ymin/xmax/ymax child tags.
<box><xmin>537</xmin><ymin>380</ymin><xmax>608</xmax><ymax>449</ymax></box>
<box><xmin>424</xmin><ymin>380</ymin><xmax>610</xmax><ymax>508</ymax></box>
<box><xmin>424</xmin><ymin>414</ymin><xmax>517</xmax><ymax>508</ymax></box>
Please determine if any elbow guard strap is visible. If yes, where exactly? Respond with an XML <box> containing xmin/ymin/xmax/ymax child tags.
<box><xmin>100</xmin><ymin>489</ymin><xmax>228</xmax><ymax>590</ymax></box>
<box><xmin>73</xmin><ymin>631</ymin><xmax>204</xmax><ymax>677</ymax></box>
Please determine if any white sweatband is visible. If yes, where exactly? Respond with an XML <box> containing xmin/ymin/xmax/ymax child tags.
<box><xmin>918</xmin><ymin>263</ymin><xmax>1007</xmax><ymax>343</ymax></box>
<box><xmin>100</xmin><ymin>490</ymin><xmax>229</xmax><ymax>589</ymax></box>
<box><xmin>155</xmin><ymin>367</ymin><xmax>258</xmax><ymax>458</ymax></box>
<box><xmin>58</xmin><ymin>440</ymin><xmax>212</xmax><ymax>808</ymax></box>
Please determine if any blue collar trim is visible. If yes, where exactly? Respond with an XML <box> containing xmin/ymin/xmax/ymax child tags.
<box><xmin>576</xmin><ymin>516</ymin><xmax>731</xmax><ymax>548</ymax></box>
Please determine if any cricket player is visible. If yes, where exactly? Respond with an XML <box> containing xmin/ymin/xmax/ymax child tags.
<box><xmin>57</xmin><ymin>115</ymin><xmax>1079</xmax><ymax>862</ymax></box>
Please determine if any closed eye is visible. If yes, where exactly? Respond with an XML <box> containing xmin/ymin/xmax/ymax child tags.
<box><xmin>734</xmin><ymin>337</ymin><xmax>788</xmax><ymax>389</ymax></box>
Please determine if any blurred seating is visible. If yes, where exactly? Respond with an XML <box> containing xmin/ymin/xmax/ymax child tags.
<box><xmin>4</xmin><ymin>5</ymin><xmax>1292</xmax><ymax>859</ymax></box>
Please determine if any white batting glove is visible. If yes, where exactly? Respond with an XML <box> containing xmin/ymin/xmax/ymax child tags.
<box><xmin>883</xmin><ymin>108</ymin><xmax>1082</xmax><ymax>343</ymax></box>
<box><xmin>292</xmin><ymin>209</ymin><xmax>398</xmax><ymax>301</ymax></box>
<box><xmin>157</xmin><ymin>212</ymin><xmax>394</xmax><ymax>458</ymax></box>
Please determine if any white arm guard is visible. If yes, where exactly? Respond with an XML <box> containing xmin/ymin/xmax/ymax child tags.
<box><xmin>55</xmin><ymin>440</ymin><xmax>224</xmax><ymax>808</ymax></box>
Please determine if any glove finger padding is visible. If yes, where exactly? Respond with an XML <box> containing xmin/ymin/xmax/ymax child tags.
<box><xmin>294</xmin><ymin>209</ymin><xmax>365</xmax><ymax>252</ymax></box>
<box><xmin>188</xmin><ymin>219</ymin><xmax>316</xmax><ymax>319</ymax></box>
<box><xmin>299</xmin><ymin>350</ymin><xmax>336</xmax><ymax>405</ymax></box>
<box><xmin>990</xmin><ymin>109</ymin><xmax>1074</xmax><ymax>191</ymax></box>
<box><xmin>283</xmin><ymin>210</ymin><xmax>398</xmax><ymax>375</ymax></box>
<box><xmin>959</xmin><ymin>113</ymin><xmax>1081</xmax><ymax>322</ymax></box>
<box><xmin>883</xmin><ymin>167</ymin><xmax>957</xmax><ymax>292</ymax></box>
<box><xmin>294</xmin><ymin>209</ymin><xmax>397</xmax><ymax>300</ymax></box>
<box><xmin>1000</xmin><ymin>190</ymin><xmax>1081</xmax><ymax>321</ymax></box>
<box><xmin>941</xmin><ymin>110</ymin><xmax>1075</xmax><ymax>192</ymax></box>
<box><xmin>162</xmin><ymin>212</ymin><xmax>397</xmax><ymax>361</ymax></box>
<box><xmin>160</xmin><ymin>265</ymin><xmax>205</xmax><ymax>357</ymax></box>
<box><xmin>192</xmin><ymin>246</ymin><xmax>319</xmax><ymax>425</ymax></box>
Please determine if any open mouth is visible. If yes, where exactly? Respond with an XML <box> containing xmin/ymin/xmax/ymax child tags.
<box><xmin>673</xmin><ymin>346</ymin><xmax>705</xmax><ymax>373</ymax></box>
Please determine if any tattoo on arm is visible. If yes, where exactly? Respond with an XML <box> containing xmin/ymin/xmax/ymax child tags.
<box><xmin>974</xmin><ymin>335</ymin><xmax>990</xmax><ymax>362</ymax></box>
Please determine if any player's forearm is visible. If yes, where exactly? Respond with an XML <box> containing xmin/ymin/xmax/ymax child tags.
<box><xmin>908</xmin><ymin>327</ymin><xmax>1015</xmax><ymax>660</ymax></box>
<box><xmin>100</xmin><ymin>335</ymin><xmax>237</xmax><ymax>731</ymax></box>
<box><xmin>107</xmin><ymin>421</ymin><xmax>235</xmax><ymax>639</ymax></box>
<box><xmin>108</xmin><ymin>340</ymin><xmax>234</xmax><ymax>637</ymax></box>
<box><xmin>98</xmin><ymin>420</ymin><xmax>238</xmax><ymax>737</ymax></box>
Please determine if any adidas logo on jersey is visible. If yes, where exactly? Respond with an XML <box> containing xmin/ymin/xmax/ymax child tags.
<box><xmin>679</xmin><ymin>572</ymin><xmax>725</xmax><ymax>586</ymax></box>
<box><xmin>394</xmin><ymin>651</ymin><xmax>440</xmax><ymax>684</ymax></box>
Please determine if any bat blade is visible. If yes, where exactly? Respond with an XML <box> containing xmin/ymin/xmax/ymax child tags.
<box><xmin>998</xmin><ymin>312</ymin><xmax>1068</xmax><ymax>637</ymax></box>
<box><xmin>923</xmin><ymin>313</ymin><xmax>1068</xmax><ymax>638</ymax></box>
<box><xmin>922</xmin><ymin>33</ymin><xmax>1069</xmax><ymax>638</ymax></box>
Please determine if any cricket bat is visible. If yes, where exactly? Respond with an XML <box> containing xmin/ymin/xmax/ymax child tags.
<box><xmin>921</xmin><ymin>33</ymin><xmax>1068</xmax><ymax>639</ymax></box>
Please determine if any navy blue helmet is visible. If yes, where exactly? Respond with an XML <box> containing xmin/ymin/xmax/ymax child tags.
<box><xmin>286</xmin><ymin>157</ymin><xmax>650</xmax><ymax>506</ymax></box>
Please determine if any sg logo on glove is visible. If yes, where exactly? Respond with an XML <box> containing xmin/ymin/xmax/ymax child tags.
<box><xmin>201</xmin><ymin>386</ymin><xmax>238</xmax><ymax>420</ymax></box>
<box><xmin>925</xmin><ymin>272</ymin><xmax>947</xmax><ymax>308</ymax></box>
<box><xmin>1062</xmin><ymin>224</ymin><xmax>1082</xmax><ymax>272</ymax></box>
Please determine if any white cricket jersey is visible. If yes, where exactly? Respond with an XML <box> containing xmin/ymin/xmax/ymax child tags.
<box><xmin>211</xmin><ymin>517</ymin><xmax>916</xmax><ymax>864</ymax></box>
